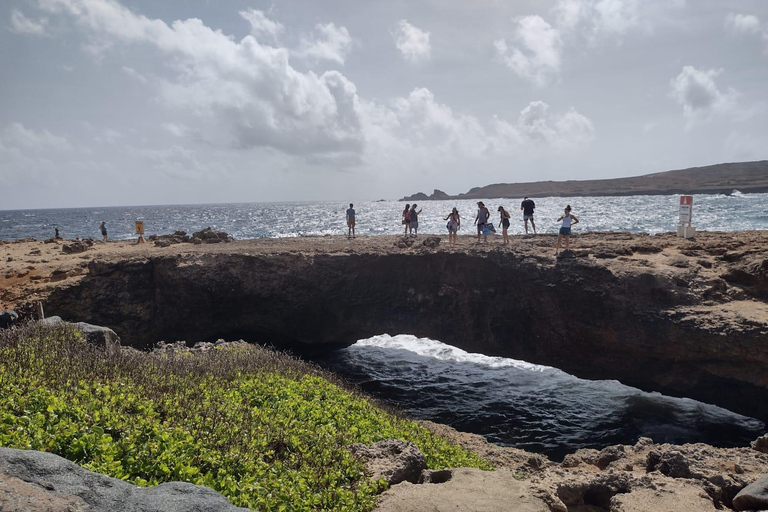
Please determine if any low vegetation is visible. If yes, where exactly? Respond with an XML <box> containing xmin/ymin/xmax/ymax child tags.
<box><xmin>0</xmin><ymin>323</ymin><xmax>491</xmax><ymax>511</ymax></box>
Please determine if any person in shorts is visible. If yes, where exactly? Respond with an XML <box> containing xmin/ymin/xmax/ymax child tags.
<box><xmin>444</xmin><ymin>207</ymin><xmax>461</xmax><ymax>245</ymax></box>
<box><xmin>556</xmin><ymin>205</ymin><xmax>579</xmax><ymax>254</ymax></box>
<box><xmin>346</xmin><ymin>203</ymin><xmax>356</xmax><ymax>238</ymax></box>
<box><xmin>409</xmin><ymin>204</ymin><xmax>422</xmax><ymax>237</ymax></box>
<box><xmin>402</xmin><ymin>204</ymin><xmax>411</xmax><ymax>237</ymax></box>
<box><xmin>498</xmin><ymin>206</ymin><xmax>511</xmax><ymax>245</ymax></box>
<box><xmin>474</xmin><ymin>202</ymin><xmax>490</xmax><ymax>242</ymax></box>
<box><xmin>520</xmin><ymin>197</ymin><xmax>536</xmax><ymax>234</ymax></box>
<box><xmin>100</xmin><ymin>221</ymin><xmax>107</xmax><ymax>242</ymax></box>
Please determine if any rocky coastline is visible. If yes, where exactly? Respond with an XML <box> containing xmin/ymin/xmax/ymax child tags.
<box><xmin>2</xmin><ymin>231</ymin><xmax>768</xmax><ymax>510</ymax></box>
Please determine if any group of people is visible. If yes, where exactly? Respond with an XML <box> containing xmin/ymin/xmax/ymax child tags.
<box><xmin>347</xmin><ymin>198</ymin><xmax>579</xmax><ymax>252</ymax></box>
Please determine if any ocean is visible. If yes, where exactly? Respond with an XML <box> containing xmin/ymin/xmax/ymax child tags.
<box><xmin>1</xmin><ymin>192</ymin><xmax>765</xmax><ymax>241</ymax></box>
<box><xmin>2</xmin><ymin>193</ymin><xmax>765</xmax><ymax>459</ymax></box>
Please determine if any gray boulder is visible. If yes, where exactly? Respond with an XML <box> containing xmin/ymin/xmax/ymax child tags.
<box><xmin>752</xmin><ymin>434</ymin><xmax>768</xmax><ymax>454</ymax></box>
<box><xmin>733</xmin><ymin>473</ymin><xmax>768</xmax><ymax>511</ymax></box>
<box><xmin>348</xmin><ymin>439</ymin><xmax>427</xmax><ymax>486</ymax></box>
<box><xmin>38</xmin><ymin>317</ymin><xmax>121</xmax><ymax>346</ymax></box>
<box><xmin>0</xmin><ymin>447</ymin><xmax>251</xmax><ymax>512</ymax></box>
<box><xmin>0</xmin><ymin>310</ymin><xmax>19</xmax><ymax>329</ymax></box>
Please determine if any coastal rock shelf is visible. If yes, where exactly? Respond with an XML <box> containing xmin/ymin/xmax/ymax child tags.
<box><xmin>3</xmin><ymin>231</ymin><xmax>768</xmax><ymax>422</ymax></box>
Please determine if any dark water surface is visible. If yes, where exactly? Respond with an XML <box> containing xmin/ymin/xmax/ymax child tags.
<box><xmin>308</xmin><ymin>335</ymin><xmax>765</xmax><ymax>462</ymax></box>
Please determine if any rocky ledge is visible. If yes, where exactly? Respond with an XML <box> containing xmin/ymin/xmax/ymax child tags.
<box><xmin>2</xmin><ymin>231</ymin><xmax>768</xmax><ymax>423</ymax></box>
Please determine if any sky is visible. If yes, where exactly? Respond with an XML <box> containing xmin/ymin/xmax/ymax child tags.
<box><xmin>1</xmin><ymin>0</ymin><xmax>767</xmax><ymax>209</ymax></box>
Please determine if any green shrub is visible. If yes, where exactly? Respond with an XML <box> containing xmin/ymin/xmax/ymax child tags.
<box><xmin>0</xmin><ymin>323</ymin><xmax>491</xmax><ymax>511</ymax></box>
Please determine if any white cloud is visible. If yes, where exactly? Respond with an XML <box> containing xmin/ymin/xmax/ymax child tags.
<box><xmin>725</xmin><ymin>13</ymin><xmax>762</xmax><ymax>35</ymax></box>
<box><xmin>10</xmin><ymin>8</ymin><xmax>49</xmax><ymax>35</ymax></box>
<box><xmin>161</xmin><ymin>123</ymin><xmax>189</xmax><ymax>138</ymax></box>
<box><xmin>3</xmin><ymin>123</ymin><xmax>72</xmax><ymax>152</ymax></box>
<box><xmin>394</xmin><ymin>20</ymin><xmax>431</xmax><ymax>63</ymax></box>
<box><xmin>553</xmin><ymin>0</ymin><xmax>640</xmax><ymax>37</ymax></box>
<box><xmin>121</xmin><ymin>66</ymin><xmax>147</xmax><ymax>83</ymax></box>
<box><xmin>37</xmin><ymin>0</ymin><xmax>363</xmax><ymax>158</ymax></box>
<box><xmin>239</xmin><ymin>9</ymin><xmax>283</xmax><ymax>42</ymax></box>
<box><xmin>495</xmin><ymin>15</ymin><xmax>562</xmax><ymax>86</ymax></box>
<box><xmin>297</xmin><ymin>22</ymin><xmax>352</xmax><ymax>64</ymax></box>
<box><xmin>493</xmin><ymin>101</ymin><xmax>595</xmax><ymax>151</ymax></box>
<box><xmin>137</xmin><ymin>145</ymin><xmax>208</xmax><ymax>180</ymax></box>
<box><xmin>670</xmin><ymin>66</ymin><xmax>738</xmax><ymax>127</ymax></box>
<box><xmin>725</xmin><ymin>13</ymin><xmax>768</xmax><ymax>52</ymax></box>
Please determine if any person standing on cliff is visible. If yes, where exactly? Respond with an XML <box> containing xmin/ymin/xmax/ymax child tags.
<box><xmin>346</xmin><ymin>203</ymin><xmax>356</xmax><ymax>239</ymax></box>
<box><xmin>474</xmin><ymin>202</ymin><xmax>490</xmax><ymax>242</ymax></box>
<box><xmin>409</xmin><ymin>204</ymin><xmax>422</xmax><ymax>238</ymax></box>
<box><xmin>100</xmin><ymin>221</ymin><xmax>108</xmax><ymax>243</ymax></box>
<box><xmin>521</xmin><ymin>197</ymin><xmax>536</xmax><ymax>235</ymax></box>
<box><xmin>444</xmin><ymin>207</ymin><xmax>461</xmax><ymax>245</ymax></box>
<box><xmin>556</xmin><ymin>205</ymin><xmax>578</xmax><ymax>254</ymax></box>
<box><xmin>498</xmin><ymin>206</ymin><xmax>511</xmax><ymax>245</ymax></box>
<box><xmin>402</xmin><ymin>204</ymin><xmax>411</xmax><ymax>237</ymax></box>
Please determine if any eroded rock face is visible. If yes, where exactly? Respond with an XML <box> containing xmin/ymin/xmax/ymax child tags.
<box><xmin>40</xmin><ymin>238</ymin><xmax>768</xmax><ymax>422</ymax></box>
<box><xmin>0</xmin><ymin>447</ymin><xmax>249</xmax><ymax>512</ymax></box>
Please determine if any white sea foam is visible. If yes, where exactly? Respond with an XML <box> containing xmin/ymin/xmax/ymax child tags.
<box><xmin>354</xmin><ymin>334</ymin><xmax>553</xmax><ymax>372</ymax></box>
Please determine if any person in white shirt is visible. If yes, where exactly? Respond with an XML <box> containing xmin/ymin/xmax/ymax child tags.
<box><xmin>556</xmin><ymin>205</ymin><xmax>579</xmax><ymax>254</ymax></box>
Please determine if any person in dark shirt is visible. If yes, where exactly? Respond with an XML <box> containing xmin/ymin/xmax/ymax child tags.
<box><xmin>520</xmin><ymin>197</ymin><xmax>536</xmax><ymax>235</ymax></box>
<box><xmin>346</xmin><ymin>203</ymin><xmax>356</xmax><ymax>238</ymax></box>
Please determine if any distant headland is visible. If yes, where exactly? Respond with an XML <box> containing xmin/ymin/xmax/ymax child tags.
<box><xmin>401</xmin><ymin>160</ymin><xmax>768</xmax><ymax>201</ymax></box>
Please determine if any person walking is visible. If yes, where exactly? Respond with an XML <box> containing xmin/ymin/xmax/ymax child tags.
<box><xmin>498</xmin><ymin>206</ymin><xmax>511</xmax><ymax>245</ymax></box>
<box><xmin>100</xmin><ymin>221</ymin><xmax>108</xmax><ymax>242</ymax></box>
<box><xmin>444</xmin><ymin>207</ymin><xmax>461</xmax><ymax>245</ymax></box>
<box><xmin>402</xmin><ymin>204</ymin><xmax>411</xmax><ymax>237</ymax></box>
<box><xmin>346</xmin><ymin>203</ymin><xmax>356</xmax><ymax>238</ymax></box>
<box><xmin>474</xmin><ymin>202</ymin><xmax>490</xmax><ymax>242</ymax></box>
<box><xmin>409</xmin><ymin>204</ymin><xmax>422</xmax><ymax>237</ymax></box>
<box><xmin>521</xmin><ymin>196</ymin><xmax>536</xmax><ymax>235</ymax></box>
<box><xmin>556</xmin><ymin>205</ymin><xmax>579</xmax><ymax>254</ymax></box>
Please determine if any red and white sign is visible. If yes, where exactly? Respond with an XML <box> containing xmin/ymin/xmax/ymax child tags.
<box><xmin>679</xmin><ymin>195</ymin><xmax>693</xmax><ymax>224</ymax></box>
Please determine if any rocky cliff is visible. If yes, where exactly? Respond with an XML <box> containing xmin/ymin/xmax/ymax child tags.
<box><xmin>401</xmin><ymin>160</ymin><xmax>768</xmax><ymax>200</ymax></box>
<box><xmin>3</xmin><ymin>231</ymin><xmax>765</xmax><ymax>423</ymax></box>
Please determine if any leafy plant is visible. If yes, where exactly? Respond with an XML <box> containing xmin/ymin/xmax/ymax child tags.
<box><xmin>0</xmin><ymin>323</ymin><xmax>491</xmax><ymax>511</ymax></box>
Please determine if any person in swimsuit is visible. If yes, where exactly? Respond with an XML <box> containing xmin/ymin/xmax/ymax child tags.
<box><xmin>498</xmin><ymin>206</ymin><xmax>511</xmax><ymax>245</ymax></box>
<box><xmin>474</xmin><ymin>202</ymin><xmax>490</xmax><ymax>242</ymax></box>
<box><xmin>100</xmin><ymin>221</ymin><xmax>107</xmax><ymax>242</ymax></box>
<box><xmin>444</xmin><ymin>207</ymin><xmax>461</xmax><ymax>245</ymax></box>
<box><xmin>556</xmin><ymin>205</ymin><xmax>579</xmax><ymax>254</ymax></box>
<box><xmin>402</xmin><ymin>204</ymin><xmax>411</xmax><ymax>237</ymax></box>
<box><xmin>346</xmin><ymin>203</ymin><xmax>356</xmax><ymax>238</ymax></box>
<box><xmin>409</xmin><ymin>204</ymin><xmax>422</xmax><ymax>237</ymax></box>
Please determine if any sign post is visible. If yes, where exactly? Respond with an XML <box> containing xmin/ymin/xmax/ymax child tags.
<box><xmin>677</xmin><ymin>195</ymin><xmax>695</xmax><ymax>238</ymax></box>
<box><xmin>135</xmin><ymin>220</ymin><xmax>146</xmax><ymax>244</ymax></box>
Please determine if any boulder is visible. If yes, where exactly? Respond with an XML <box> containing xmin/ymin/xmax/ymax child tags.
<box><xmin>647</xmin><ymin>450</ymin><xmax>691</xmax><ymax>478</ymax></box>
<box><xmin>596</xmin><ymin>445</ymin><xmax>627</xmax><ymax>469</ymax></box>
<box><xmin>72</xmin><ymin>322</ymin><xmax>121</xmax><ymax>346</ymax></box>
<box><xmin>0</xmin><ymin>310</ymin><xmax>19</xmax><ymax>329</ymax></box>
<box><xmin>38</xmin><ymin>317</ymin><xmax>120</xmax><ymax>346</ymax></box>
<box><xmin>421</xmin><ymin>236</ymin><xmax>441</xmax><ymax>249</ymax></box>
<box><xmin>733</xmin><ymin>473</ymin><xmax>768</xmax><ymax>511</ymax></box>
<box><xmin>0</xmin><ymin>447</ymin><xmax>250</xmax><ymax>512</ymax></box>
<box><xmin>348</xmin><ymin>439</ymin><xmax>427</xmax><ymax>486</ymax></box>
<box><xmin>752</xmin><ymin>434</ymin><xmax>768</xmax><ymax>454</ymax></box>
<box><xmin>61</xmin><ymin>240</ymin><xmax>92</xmax><ymax>254</ymax></box>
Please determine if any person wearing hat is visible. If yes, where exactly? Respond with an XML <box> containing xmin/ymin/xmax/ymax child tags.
<box><xmin>474</xmin><ymin>201</ymin><xmax>490</xmax><ymax>242</ymax></box>
<box><xmin>498</xmin><ymin>206</ymin><xmax>511</xmax><ymax>245</ymax></box>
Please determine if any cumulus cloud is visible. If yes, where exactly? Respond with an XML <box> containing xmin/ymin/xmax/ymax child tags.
<box><xmin>394</xmin><ymin>20</ymin><xmax>431</xmax><ymax>63</ymax></box>
<box><xmin>37</xmin><ymin>0</ymin><xmax>362</xmax><ymax>158</ymax></box>
<box><xmin>121</xmin><ymin>66</ymin><xmax>147</xmax><ymax>83</ymax></box>
<box><xmin>495</xmin><ymin>16</ymin><xmax>562</xmax><ymax>86</ymax></box>
<box><xmin>493</xmin><ymin>101</ymin><xmax>595</xmax><ymax>151</ymax></box>
<box><xmin>553</xmin><ymin>0</ymin><xmax>640</xmax><ymax>37</ymax></box>
<box><xmin>240</xmin><ymin>9</ymin><xmax>283</xmax><ymax>42</ymax></box>
<box><xmin>670</xmin><ymin>66</ymin><xmax>738</xmax><ymax>127</ymax></box>
<box><xmin>725</xmin><ymin>13</ymin><xmax>768</xmax><ymax>52</ymax></box>
<box><xmin>10</xmin><ymin>8</ymin><xmax>49</xmax><ymax>35</ymax></box>
<box><xmin>296</xmin><ymin>23</ymin><xmax>352</xmax><ymax>64</ymax></box>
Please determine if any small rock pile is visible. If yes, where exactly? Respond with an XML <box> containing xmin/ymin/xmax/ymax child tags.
<box><xmin>149</xmin><ymin>228</ymin><xmax>233</xmax><ymax>247</ymax></box>
<box><xmin>61</xmin><ymin>239</ymin><xmax>94</xmax><ymax>254</ymax></box>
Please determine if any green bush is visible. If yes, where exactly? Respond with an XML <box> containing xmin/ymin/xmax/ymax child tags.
<box><xmin>0</xmin><ymin>323</ymin><xmax>491</xmax><ymax>511</ymax></box>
